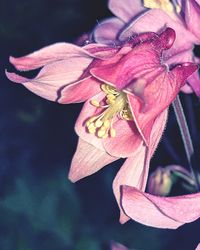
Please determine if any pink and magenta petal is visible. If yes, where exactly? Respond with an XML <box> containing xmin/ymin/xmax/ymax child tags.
<box><xmin>58</xmin><ymin>76</ymin><xmax>101</xmax><ymax>104</ymax></box>
<box><xmin>9</xmin><ymin>42</ymin><xmax>97</xmax><ymax>71</ymax></box>
<box><xmin>68</xmin><ymin>138</ymin><xmax>117</xmax><ymax>182</ymax></box>
<box><xmin>184</xmin><ymin>0</ymin><xmax>200</xmax><ymax>41</ymax></box>
<box><xmin>121</xmin><ymin>186</ymin><xmax>200</xmax><ymax>229</ymax></box>
<box><xmin>108</xmin><ymin>0</ymin><xmax>144</xmax><ymax>22</ymax></box>
<box><xmin>6</xmin><ymin>57</ymin><xmax>93</xmax><ymax>102</ymax></box>
<box><xmin>119</xmin><ymin>9</ymin><xmax>197</xmax><ymax>56</ymax></box>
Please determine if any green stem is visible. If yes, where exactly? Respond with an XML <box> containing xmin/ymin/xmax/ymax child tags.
<box><xmin>172</xmin><ymin>95</ymin><xmax>200</xmax><ymax>191</ymax></box>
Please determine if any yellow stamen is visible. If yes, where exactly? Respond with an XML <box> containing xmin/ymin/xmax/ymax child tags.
<box><xmin>143</xmin><ymin>0</ymin><xmax>180</xmax><ymax>15</ymax></box>
<box><xmin>86</xmin><ymin>84</ymin><xmax>132</xmax><ymax>138</ymax></box>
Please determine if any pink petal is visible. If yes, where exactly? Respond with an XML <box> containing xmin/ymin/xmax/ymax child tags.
<box><xmin>103</xmin><ymin>119</ymin><xmax>142</xmax><ymax>157</ymax></box>
<box><xmin>127</xmin><ymin>63</ymin><xmax>198</xmax><ymax>145</ymax></box>
<box><xmin>75</xmin><ymin>93</ymin><xmax>142</xmax><ymax>157</ymax></box>
<box><xmin>9</xmin><ymin>43</ymin><xmax>97</xmax><ymax>71</ymax></box>
<box><xmin>108</xmin><ymin>0</ymin><xmax>144</xmax><ymax>22</ymax></box>
<box><xmin>68</xmin><ymin>138</ymin><xmax>117</xmax><ymax>182</ymax></box>
<box><xmin>111</xmin><ymin>242</ymin><xmax>129</xmax><ymax>250</ymax></box>
<box><xmin>187</xmin><ymin>70</ymin><xmax>200</xmax><ymax>97</ymax></box>
<box><xmin>93</xmin><ymin>17</ymin><xmax>125</xmax><ymax>44</ymax></box>
<box><xmin>184</xmin><ymin>0</ymin><xmax>200</xmax><ymax>41</ymax></box>
<box><xmin>113</xmin><ymin>110</ymin><xmax>168</xmax><ymax>224</ymax></box>
<box><xmin>90</xmin><ymin>32</ymin><xmax>162</xmax><ymax>91</ymax></box>
<box><xmin>6</xmin><ymin>57</ymin><xmax>93</xmax><ymax>102</ymax></box>
<box><xmin>196</xmin><ymin>243</ymin><xmax>200</xmax><ymax>250</ymax></box>
<box><xmin>75</xmin><ymin>92</ymin><xmax>108</xmax><ymax>152</ymax></box>
<box><xmin>119</xmin><ymin>9</ymin><xmax>197</xmax><ymax>55</ymax></box>
<box><xmin>58</xmin><ymin>76</ymin><xmax>101</xmax><ymax>104</ymax></box>
<box><xmin>121</xmin><ymin>186</ymin><xmax>200</xmax><ymax>229</ymax></box>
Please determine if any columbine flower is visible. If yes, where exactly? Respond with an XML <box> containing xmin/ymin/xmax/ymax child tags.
<box><xmin>6</xmin><ymin>28</ymin><xmax>198</xmax><ymax>223</ymax></box>
<box><xmin>93</xmin><ymin>0</ymin><xmax>200</xmax><ymax>96</ymax></box>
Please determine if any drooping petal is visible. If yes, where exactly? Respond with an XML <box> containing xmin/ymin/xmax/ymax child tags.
<box><xmin>6</xmin><ymin>57</ymin><xmax>93</xmax><ymax>102</ymax></box>
<box><xmin>93</xmin><ymin>17</ymin><xmax>125</xmax><ymax>44</ymax></box>
<box><xmin>121</xmin><ymin>186</ymin><xmax>200</xmax><ymax>229</ymax></box>
<box><xmin>184</xmin><ymin>0</ymin><xmax>200</xmax><ymax>41</ymax></box>
<box><xmin>119</xmin><ymin>9</ymin><xmax>197</xmax><ymax>56</ymax></box>
<box><xmin>9</xmin><ymin>43</ymin><xmax>97</xmax><ymax>71</ymax></box>
<box><xmin>113</xmin><ymin>110</ymin><xmax>168</xmax><ymax>224</ymax></box>
<box><xmin>108</xmin><ymin>0</ymin><xmax>145</xmax><ymax>22</ymax></box>
<box><xmin>68</xmin><ymin>138</ymin><xmax>117</xmax><ymax>182</ymax></box>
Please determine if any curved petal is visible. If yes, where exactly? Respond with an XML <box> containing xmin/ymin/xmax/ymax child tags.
<box><xmin>108</xmin><ymin>0</ymin><xmax>144</xmax><ymax>22</ymax></box>
<box><xmin>103</xmin><ymin>119</ymin><xmax>142</xmax><ymax>157</ymax></box>
<box><xmin>93</xmin><ymin>17</ymin><xmax>125</xmax><ymax>44</ymax></box>
<box><xmin>119</xmin><ymin>9</ymin><xmax>197</xmax><ymax>56</ymax></box>
<box><xmin>6</xmin><ymin>57</ymin><xmax>93</xmax><ymax>102</ymax></box>
<box><xmin>121</xmin><ymin>186</ymin><xmax>200</xmax><ymax>229</ymax></box>
<box><xmin>68</xmin><ymin>138</ymin><xmax>117</xmax><ymax>182</ymax></box>
<box><xmin>113</xmin><ymin>110</ymin><xmax>168</xmax><ymax>224</ymax></box>
<box><xmin>58</xmin><ymin>76</ymin><xmax>101</xmax><ymax>103</ymax></box>
<box><xmin>184</xmin><ymin>0</ymin><xmax>200</xmax><ymax>41</ymax></box>
<box><xmin>9</xmin><ymin>43</ymin><xmax>97</xmax><ymax>71</ymax></box>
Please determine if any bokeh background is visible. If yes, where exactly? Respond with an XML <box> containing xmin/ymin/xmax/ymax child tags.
<box><xmin>1</xmin><ymin>0</ymin><xmax>200</xmax><ymax>249</ymax></box>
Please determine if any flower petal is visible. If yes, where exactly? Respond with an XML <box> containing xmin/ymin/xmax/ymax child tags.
<box><xmin>187</xmin><ymin>70</ymin><xmax>200</xmax><ymax>97</ymax></box>
<box><xmin>196</xmin><ymin>243</ymin><xmax>200</xmax><ymax>250</ymax></box>
<box><xmin>184</xmin><ymin>0</ymin><xmax>200</xmax><ymax>41</ymax></box>
<box><xmin>113</xmin><ymin>110</ymin><xmax>168</xmax><ymax>224</ymax></box>
<box><xmin>127</xmin><ymin>63</ymin><xmax>198</xmax><ymax>145</ymax></box>
<box><xmin>6</xmin><ymin>57</ymin><xmax>93</xmax><ymax>102</ymax></box>
<box><xmin>9</xmin><ymin>43</ymin><xmax>97</xmax><ymax>71</ymax></box>
<box><xmin>68</xmin><ymin>138</ymin><xmax>117</xmax><ymax>182</ymax></box>
<box><xmin>103</xmin><ymin>119</ymin><xmax>142</xmax><ymax>157</ymax></box>
<box><xmin>121</xmin><ymin>186</ymin><xmax>200</xmax><ymax>229</ymax></box>
<box><xmin>111</xmin><ymin>242</ymin><xmax>129</xmax><ymax>250</ymax></box>
<box><xmin>58</xmin><ymin>76</ymin><xmax>101</xmax><ymax>103</ymax></box>
<box><xmin>119</xmin><ymin>9</ymin><xmax>197</xmax><ymax>56</ymax></box>
<box><xmin>108</xmin><ymin>0</ymin><xmax>144</xmax><ymax>22</ymax></box>
<box><xmin>75</xmin><ymin>92</ymin><xmax>107</xmax><ymax>152</ymax></box>
<box><xmin>93</xmin><ymin>17</ymin><xmax>125</xmax><ymax>44</ymax></box>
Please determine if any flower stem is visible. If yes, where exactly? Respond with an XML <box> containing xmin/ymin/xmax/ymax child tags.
<box><xmin>172</xmin><ymin>95</ymin><xmax>200</xmax><ymax>191</ymax></box>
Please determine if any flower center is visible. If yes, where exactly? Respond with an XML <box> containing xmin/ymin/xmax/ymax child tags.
<box><xmin>143</xmin><ymin>0</ymin><xmax>181</xmax><ymax>14</ymax></box>
<box><xmin>86</xmin><ymin>84</ymin><xmax>132</xmax><ymax>138</ymax></box>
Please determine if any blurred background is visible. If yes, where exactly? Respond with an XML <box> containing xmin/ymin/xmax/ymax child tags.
<box><xmin>1</xmin><ymin>0</ymin><xmax>200</xmax><ymax>249</ymax></box>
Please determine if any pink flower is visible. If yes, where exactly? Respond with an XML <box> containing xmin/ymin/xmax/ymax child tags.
<box><xmin>93</xmin><ymin>0</ymin><xmax>200</xmax><ymax>96</ymax></box>
<box><xmin>111</xmin><ymin>242</ymin><xmax>129</xmax><ymax>250</ymax></box>
<box><xmin>6</xmin><ymin>28</ymin><xmax>198</xmax><ymax>223</ymax></box>
<box><xmin>120</xmin><ymin>184</ymin><xmax>200</xmax><ymax>229</ymax></box>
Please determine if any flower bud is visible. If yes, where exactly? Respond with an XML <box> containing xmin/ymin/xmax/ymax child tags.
<box><xmin>148</xmin><ymin>167</ymin><xmax>173</xmax><ymax>196</ymax></box>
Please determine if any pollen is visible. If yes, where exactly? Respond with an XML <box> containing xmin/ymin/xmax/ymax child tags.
<box><xmin>143</xmin><ymin>0</ymin><xmax>179</xmax><ymax>14</ymax></box>
<box><xmin>86</xmin><ymin>84</ymin><xmax>132</xmax><ymax>138</ymax></box>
